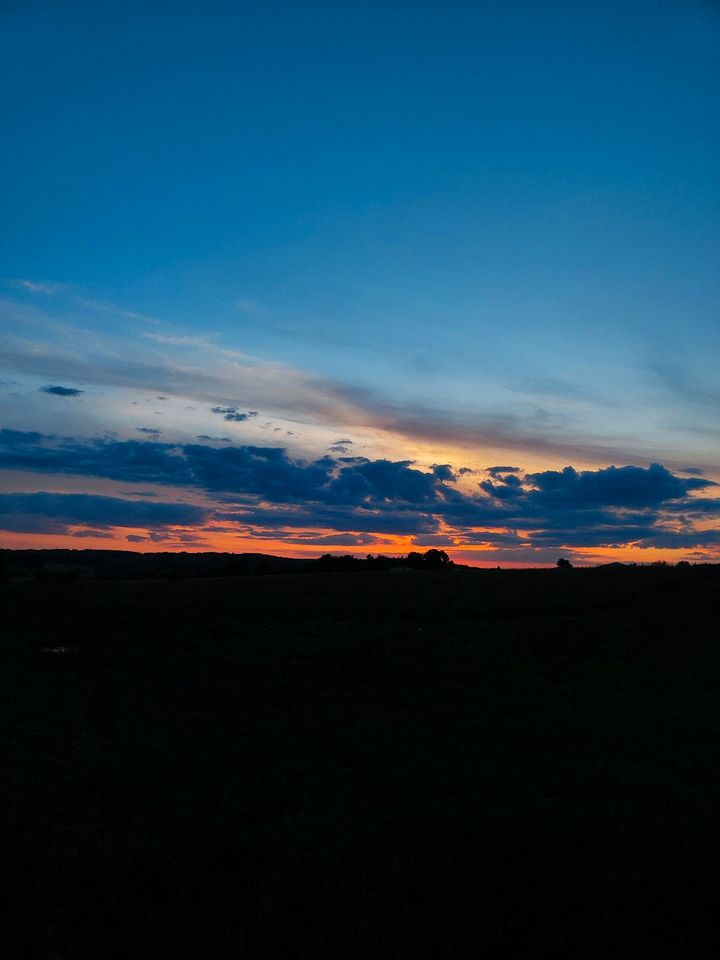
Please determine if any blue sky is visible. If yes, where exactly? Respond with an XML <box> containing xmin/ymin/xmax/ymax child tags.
<box><xmin>1</xmin><ymin>0</ymin><xmax>719</xmax><ymax>562</ymax></box>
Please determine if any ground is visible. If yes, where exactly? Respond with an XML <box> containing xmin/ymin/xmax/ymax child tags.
<box><xmin>2</xmin><ymin>565</ymin><xmax>719</xmax><ymax>958</ymax></box>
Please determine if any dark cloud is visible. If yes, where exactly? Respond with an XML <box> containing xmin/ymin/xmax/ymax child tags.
<box><xmin>432</xmin><ymin>464</ymin><xmax>455</xmax><ymax>481</ymax></box>
<box><xmin>523</xmin><ymin>463</ymin><xmax>713</xmax><ymax>508</ymax></box>
<box><xmin>40</xmin><ymin>385</ymin><xmax>84</xmax><ymax>397</ymax></box>
<box><xmin>0</xmin><ymin>491</ymin><xmax>207</xmax><ymax>535</ymax></box>
<box><xmin>196</xmin><ymin>435</ymin><xmax>231</xmax><ymax>443</ymax></box>
<box><xmin>635</xmin><ymin>530</ymin><xmax>720</xmax><ymax>549</ymax></box>
<box><xmin>323</xmin><ymin>459</ymin><xmax>443</xmax><ymax>505</ymax></box>
<box><xmin>210</xmin><ymin>406</ymin><xmax>258</xmax><ymax>422</ymax></box>
<box><xmin>479</xmin><ymin>473</ymin><xmax>524</xmax><ymax>499</ymax></box>
<box><xmin>0</xmin><ymin>428</ymin><xmax>45</xmax><ymax>445</ymax></box>
<box><xmin>0</xmin><ymin>430</ymin><xmax>192</xmax><ymax>485</ymax></box>
<box><xmin>667</xmin><ymin>498</ymin><xmax>720</xmax><ymax>516</ymax></box>
<box><xmin>284</xmin><ymin>532</ymin><xmax>388</xmax><ymax>546</ymax></box>
<box><xmin>1</xmin><ymin>429</ymin><xmax>719</xmax><ymax>554</ymax></box>
<box><xmin>137</xmin><ymin>427</ymin><xmax>162</xmax><ymax>436</ymax></box>
<box><xmin>220</xmin><ymin>503</ymin><xmax>440</xmax><ymax>536</ymax></box>
<box><xmin>183</xmin><ymin>444</ymin><xmax>335</xmax><ymax>499</ymax></box>
<box><xmin>526</xmin><ymin>525</ymin><xmax>658</xmax><ymax>548</ymax></box>
<box><xmin>486</xmin><ymin>465</ymin><xmax>521</xmax><ymax>478</ymax></box>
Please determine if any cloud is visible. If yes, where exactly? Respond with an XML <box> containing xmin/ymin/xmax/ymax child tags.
<box><xmin>222</xmin><ymin>504</ymin><xmax>440</xmax><ymax>536</ymax></box>
<box><xmin>321</xmin><ymin>458</ymin><xmax>445</xmax><ymax>506</ymax></box>
<box><xmin>431</xmin><ymin>464</ymin><xmax>456</xmax><ymax>481</ymax></box>
<box><xmin>40</xmin><ymin>385</ymin><xmax>84</xmax><ymax>397</ymax></box>
<box><xmin>650</xmin><ymin>363</ymin><xmax>720</xmax><ymax>411</ymax></box>
<box><xmin>411</xmin><ymin>530</ymin><xmax>525</xmax><ymax>548</ymax></box>
<box><xmin>486</xmin><ymin>465</ymin><xmax>521</xmax><ymax>478</ymax></box>
<box><xmin>0</xmin><ymin>491</ymin><xmax>207</xmax><ymax>535</ymax></box>
<box><xmin>479</xmin><ymin>473</ymin><xmax>524</xmax><ymax>499</ymax></box>
<box><xmin>284</xmin><ymin>532</ymin><xmax>389</xmax><ymax>546</ymax></box>
<box><xmin>635</xmin><ymin>530</ymin><xmax>720</xmax><ymax>549</ymax></box>
<box><xmin>509</xmin><ymin>376</ymin><xmax>610</xmax><ymax>404</ymax></box>
<box><xmin>10</xmin><ymin>278</ymin><xmax>155</xmax><ymax>323</ymax></box>
<box><xmin>12</xmin><ymin>279</ymin><xmax>67</xmax><ymax>296</ymax></box>
<box><xmin>525</xmin><ymin>524</ymin><xmax>658</xmax><ymax>548</ymax></box>
<box><xmin>522</xmin><ymin>463</ymin><xmax>712</xmax><ymax>508</ymax></box>
<box><xmin>210</xmin><ymin>406</ymin><xmax>259</xmax><ymax>422</ymax></box>
<box><xmin>137</xmin><ymin>427</ymin><xmax>162</xmax><ymax>436</ymax></box>
<box><xmin>3</xmin><ymin>301</ymin><xmax>702</xmax><ymax>467</ymax></box>
<box><xmin>1</xmin><ymin>429</ymin><xmax>719</xmax><ymax>554</ymax></box>
<box><xmin>143</xmin><ymin>333</ymin><xmax>217</xmax><ymax>348</ymax></box>
<box><xmin>69</xmin><ymin>529</ymin><xmax>115</xmax><ymax>539</ymax></box>
<box><xmin>235</xmin><ymin>299</ymin><xmax>263</xmax><ymax>315</ymax></box>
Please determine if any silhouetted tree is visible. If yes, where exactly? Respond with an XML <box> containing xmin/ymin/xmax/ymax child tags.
<box><xmin>556</xmin><ymin>557</ymin><xmax>573</xmax><ymax>569</ymax></box>
<box><xmin>424</xmin><ymin>548</ymin><xmax>451</xmax><ymax>568</ymax></box>
<box><xmin>406</xmin><ymin>549</ymin><xmax>453</xmax><ymax>569</ymax></box>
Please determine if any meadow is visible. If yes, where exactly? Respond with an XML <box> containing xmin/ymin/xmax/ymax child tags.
<box><xmin>2</xmin><ymin>563</ymin><xmax>719</xmax><ymax>958</ymax></box>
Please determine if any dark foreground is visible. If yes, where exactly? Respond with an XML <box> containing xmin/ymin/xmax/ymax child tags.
<box><xmin>2</xmin><ymin>566</ymin><xmax>719</xmax><ymax>958</ymax></box>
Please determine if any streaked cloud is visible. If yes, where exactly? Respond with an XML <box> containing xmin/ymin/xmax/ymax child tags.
<box><xmin>5</xmin><ymin>296</ymin><xmax>717</xmax><ymax>470</ymax></box>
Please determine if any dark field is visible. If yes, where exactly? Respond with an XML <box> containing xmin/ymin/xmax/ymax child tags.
<box><xmin>2</xmin><ymin>566</ymin><xmax>719</xmax><ymax>958</ymax></box>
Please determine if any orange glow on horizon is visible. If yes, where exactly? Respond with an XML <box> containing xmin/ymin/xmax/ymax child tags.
<box><xmin>1</xmin><ymin>524</ymin><xmax>718</xmax><ymax>568</ymax></box>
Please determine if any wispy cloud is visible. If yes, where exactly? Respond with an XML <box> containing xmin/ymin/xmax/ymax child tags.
<box><xmin>2</xmin><ymin>292</ymin><xmax>719</xmax><ymax>472</ymax></box>
<box><xmin>12</xmin><ymin>279</ymin><xmax>67</xmax><ymax>296</ymax></box>
<box><xmin>649</xmin><ymin>362</ymin><xmax>720</xmax><ymax>411</ymax></box>
<box><xmin>0</xmin><ymin>330</ymin><xmax>716</xmax><ymax>470</ymax></box>
<box><xmin>143</xmin><ymin>332</ymin><xmax>219</xmax><ymax>348</ymax></box>
<box><xmin>8</xmin><ymin>278</ymin><xmax>157</xmax><ymax>324</ymax></box>
<box><xmin>508</xmin><ymin>375</ymin><xmax>614</xmax><ymax>405</ymax></box>
<box><xmin>234</xmin><ymin>298</ymin><xmax>264</xmax><ymax>315</ymax></box>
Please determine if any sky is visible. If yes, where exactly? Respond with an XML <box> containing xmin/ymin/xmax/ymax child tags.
<box><xmin>1</xmin><ymin>0</ymin><xmax>719</xmax><ymax>565</ymax></box>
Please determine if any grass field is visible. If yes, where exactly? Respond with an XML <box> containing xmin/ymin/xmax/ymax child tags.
<box><xmin>2</xmin><ymin>565</ymin><xmax>719</xmax><ymax>958</ymax></box>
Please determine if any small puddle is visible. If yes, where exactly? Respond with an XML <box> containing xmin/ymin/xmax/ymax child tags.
<box><xmin>42</xmin><ymin>646</ymin><xmax>79</xmax><ymax>655</ymax></box>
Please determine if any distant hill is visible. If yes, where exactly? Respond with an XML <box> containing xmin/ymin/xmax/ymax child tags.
<box><xmin>0</xmin><ymin>549</ymin><xmax>708</xmax><ymax>582</ymax></box>
<box><xmin>0</xmin><ymin>549</ymin><xmax>312</xmax><ymax>581</ymax></box>
<box><xmin>0</xmin><ymin>548</ymin><xmax>455</xmax><ymax>581</ymax></box>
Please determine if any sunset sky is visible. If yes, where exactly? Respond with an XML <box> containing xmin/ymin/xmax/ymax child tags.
<box><xmin>1</xmin><ymin>0</ymin><xmax>719</xmax><ymax>565</ymax></box>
